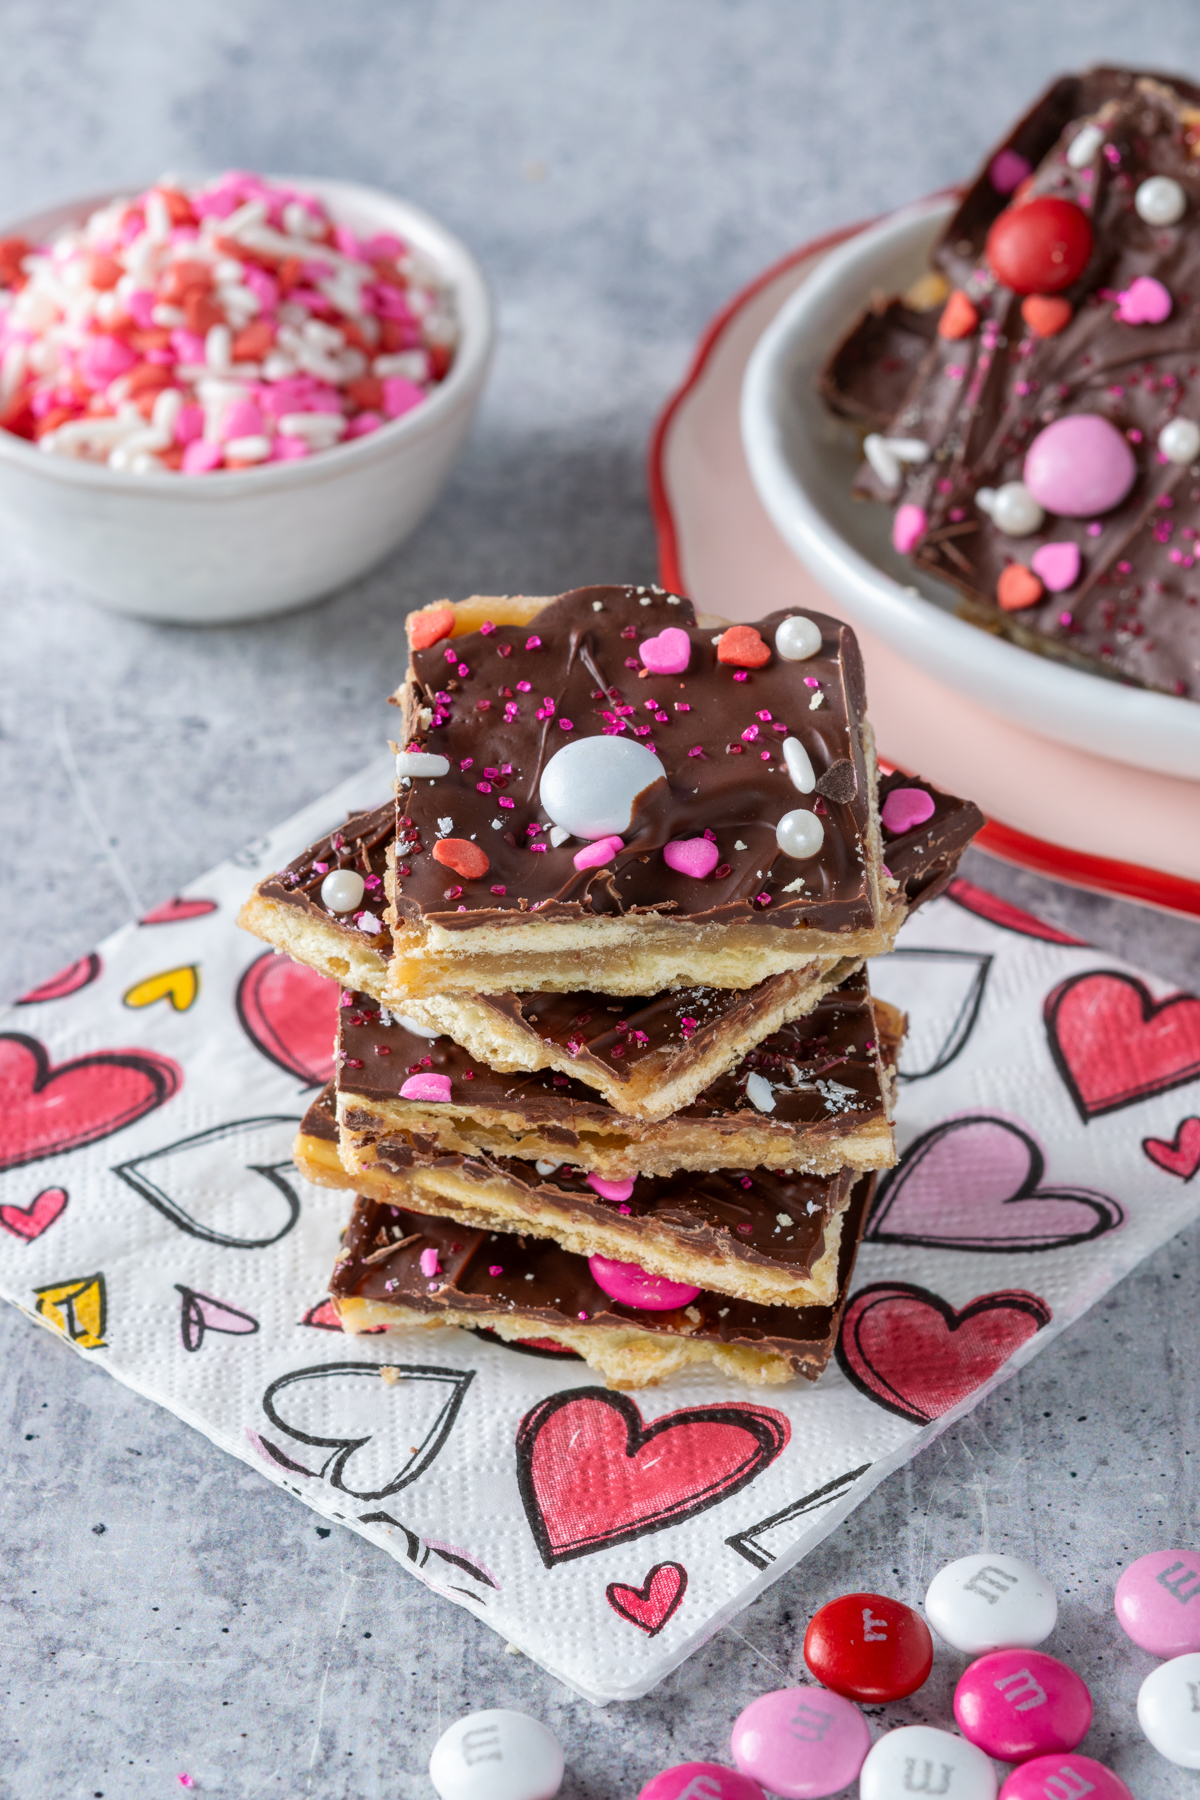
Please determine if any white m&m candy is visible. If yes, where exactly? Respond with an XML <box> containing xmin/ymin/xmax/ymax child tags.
<box><xmin>860</xmin><ymin>1726</ymin><xmax>997</xmax><ymax>1800</ymax></box>
<box><xmin>539</xmin><ymin>736</ymin><xmax>666</xmax><ymax>840</ymax></box>
<box><xmin>1137</xmin><ymin>1652</ymin><xmax>1200</xmax><ymax>1769</ymax></box>
<box><xmin>925</xmin><ymin>1553</ymin><xmax>1057</xmax><ymax>1654</ymax></box>
<box><xmin>429</xmin><ymin>1708</ymin><xmax>564</xmax><ymax>1800</ymax></box>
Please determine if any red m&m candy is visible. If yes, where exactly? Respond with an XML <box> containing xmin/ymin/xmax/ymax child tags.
<box><xmin>803</xmin><ymin>1591</ymin><xmax>934</xmax><ymax>1702</ymax></box>
<box><xmin>986</xmin><ymin>197</ymin><xmax>1093</xmax><ymax>294</ymax></box>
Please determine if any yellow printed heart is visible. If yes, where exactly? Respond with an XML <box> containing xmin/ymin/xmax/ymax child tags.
<box><xmin>34</xmin><ymin>1273</ymin><xmax>107</xmax><ymax>1348</ymax></box>
<box><xmin>123</xmin><ymin>965</ymin><xmax>199</xmax><ymax>1013</ymax></box>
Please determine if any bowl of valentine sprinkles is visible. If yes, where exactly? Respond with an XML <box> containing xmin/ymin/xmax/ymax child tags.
<box><xmin>741</xmin><ymin>65</ymin><xmax>1200</xmax><ymax>782</ymax></box>
<box><xmin>0</xmin><ymin>171</ymin><xmax>493</xmax><ymax>622</ymax></box>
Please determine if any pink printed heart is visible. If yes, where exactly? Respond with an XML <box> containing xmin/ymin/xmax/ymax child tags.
<box><xmin>140</xmin><ymin>896</ymin><xmax>218</xmax><ymax>925</ymax></box>
<box><xmin>17</xmin><ymin>955</ymin><xmax>101</xmax><ymax>1006</ymax></box>
<box><xmin>236</xmin><ymin>951</ymin><xmax>339</xmax><ymax>1086</ymax></box>
<box><xmin>0</xmin><ymin>1186</ymin><xmax>68</xmax><ymax>1242</ymax></box>
<box><xmin>663</xmin><ymin>837</ymin><xmax>719</xmax><ymax>879</ymax></box>
<box><xmin>867</xmin><ymin>1115</ymin><xmax>1123</xmax><ymax>1252</ymax></box>
<box><xmin>1031</xmin><ymin>541</ymin><xmax>1081</xmax><ymax>593</ymax></box>
<box><xmin>639</xmin><ymin>627</ymin><xmax>691</xmax><ymax>675</ymax></box>
<box><xmin>1115</xmin><ymin>275</ymin><xmax>1172</xmax><ymax>325</ymax></box>
<box><xmin>1143</xmin><ymin>1117</ymin><xmax>1200</xmax><ymax>1182</ymax></box>
<box><xmin>607</xmin><ymin>1561</ymin><xmax>688</xmax><ymax>1636</ymax></box>
<box><xmin>176</xmin><ymin>1286</ymin><xmax>258</xmax><ymax>1352</ymax></box>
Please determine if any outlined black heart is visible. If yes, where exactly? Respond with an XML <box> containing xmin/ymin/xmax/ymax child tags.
<box><xmin>113</xmin><ymin>1117</ymin><xmax>304</xmax><ymax>1248</ymax></box>
<box><xmin>867</xmin><ymin>948</ymin><xmax>992</xmax><ymax>1083</ymax></box>
<box><xmin>260</xmin><ymin>1360</ymin><xmax>474</xmax><ymax>1500</ymax></box>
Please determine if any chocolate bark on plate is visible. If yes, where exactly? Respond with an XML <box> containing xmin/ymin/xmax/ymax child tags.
<box><xmin>822</xmin><ymin>67</ymin><xmax>1200</xmax><ymax>701</ymax></box>
<box><xmin>385</xmin><ymin>586</ymin><xmax>892</xmax><ymax>998</ymax></box>
<box><xmin>323</xmin><ymin>1173</ymin><xmax>875</xmax><ymax>1391</ymax></box>
<box><xmin>334</xmin><ymin>973</ymin><xmax>902</xmax><ymax>1178</ymax></box>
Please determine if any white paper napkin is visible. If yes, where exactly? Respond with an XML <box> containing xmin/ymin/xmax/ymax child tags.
<box><xmin>3</xmin><ymin>758</ymin><xmax>1199</xmax><ymax>1703</ymax></box>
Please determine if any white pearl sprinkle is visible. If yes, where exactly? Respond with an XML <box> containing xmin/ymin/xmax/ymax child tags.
<box><xmin>776</xmin><ymin>808</ymin><xmax>825</xmax><ymax>859</ymax></box>
<box><xmin>775</xmin><ymin>614</ymin><xmax>823</xmax><ymax>660</ymax></box>
<box><xmin>1136</xmin><ymin>175</ymin><xmax>1187</xmax><ymax>227</ymax></box>
<box><xmin>1159</xmin><ymin>417</ymin><xmax>1200</xmax><ymax>465</ymax></box>
<box><xmin>782</xmin><ymin>735</ymin><xmax>816</xmax><ymax>794</ymax></box>
<box><xmin>320</xmin><ymin>869</ymin><xmax>365</xmax><ymax>913</ymax></box>
<box><xmin>1067</xmin><ymin>122</ymin><xmax>1105</xmax><ymax>169</ymax></box>
<box><xmin>977</xmin><ymin>480</ymin><xmax>1044</xmax><ymax>536</ymax></box>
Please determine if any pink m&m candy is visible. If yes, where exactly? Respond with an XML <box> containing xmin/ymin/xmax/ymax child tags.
<box><xmin>999</xmin><ymin>1754</ymin><xmax>1132</xmax><ymax>1800</ymax></box>
<box><xmin>731</xmin><ymin>1686</ymin><xmax>869</xmax><ymax>1798</ymax></box>
<box><xmin>1023</xmin><ymin>415</ymin><xmax>1137</xmax><ymax>518</ymax></box>
<box><xmin>588</xmin><ymin>1254</ymin><xmax>700</xmax><ymax>1311</ymax></box>
<box><xmin>1114</xmin><ymin>1549</ymin><xmax>1200</xmax><ymax>1656</ymax></box>
<box><xmin>638</xmin><ymin>1764</ymin><xmax>765</xmax><ymax>1800</ymax></box>
<box><xmin>954</xmin><ymin>1650</ymin><xmax>1092</xmax><ymax>1764</ymax></box>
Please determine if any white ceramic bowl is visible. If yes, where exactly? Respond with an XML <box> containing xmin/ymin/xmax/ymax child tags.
<box><xmin>741</xmin><ymin>195</ymin><xmax>1200</xmax><ymax>780</ymax></box>
<box><xmin>0</xmin><ymin>177</ymin><xmax>493</xmax><ymax>623</ymax></box>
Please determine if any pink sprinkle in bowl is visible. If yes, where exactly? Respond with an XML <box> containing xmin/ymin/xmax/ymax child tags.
<box><xmin>0</xmin><ymin>177</ymin><xmax>493</xmax><ymax>623</ymax></box>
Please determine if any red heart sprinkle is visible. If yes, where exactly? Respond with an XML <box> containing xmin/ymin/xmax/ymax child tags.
<box><xmin>997</xmin><ymin>564</ymin><xmax>1044</xmax><ymax>612</ymax></box>
<box><xmin>716</xmin><ymin>626</ymin><xmax>771</xmax><ymax>668</ymax></box>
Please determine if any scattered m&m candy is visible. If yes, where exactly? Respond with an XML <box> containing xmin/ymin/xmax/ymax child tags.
<box><xmin>1115</xmin><ymin>1548</ymin><xmax>1200</xmax><ymax>1657</ymax></box>
<box><xmin>803</xmin><ymin>1591</ymin><xmax>933</xmax><ymax>1702</ymax></box>
<box><xmin>1022</xmin><ymin>414</ymin><xmax>1136</xmax><ymax>519</ymax></box>
<box><xmin>429</xmin><ymin>1709</ymin><xmax>564</xmax><ymax>1800</ymax></box>
<box><xmin>925</xmin><ymin>1553</ymin><xmax>1057</xmax><ymax>1654</ymax></box>
<box><xmin>985</xmin><ymin>197</ymin><xmax>1093</xmax><ymax>295</ymax></box>
<box><xmin>998</xmin><ymin>1753</ymin><xmax>1133</xmax><ymax>1800</ymax></box>
<box><xmin>954</xmin><ymin>1649</ymin><xmax>1092</xmax><ymax>1763</ymax></box>
<box><xmin>730</xmin><ymin>1686</ymin><xmax>870</xmax><ymax>1799</ymax></box>
<box><xmin>638</xmin><ymin>1763</ymin><xmax>765</xmax><ymax>1800</ymax></box>
<box><xmin>1137</xmin><ymin>1652</ymin><xmax>1200</xmax><ymax>1768</ymax></box>
<box><xmin>539</xmin><ymin>736</ymin><xmax>666</xmax><ymax>840</ymax></box>
<box><xmin>859</xmin><ymin>1725</ymin><xmax>997</xmax><ymax>1800</ymax></box>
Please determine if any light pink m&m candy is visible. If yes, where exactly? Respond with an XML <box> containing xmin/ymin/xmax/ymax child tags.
<box><xmin>588</xmin><ymin>1254</ymin><xmax>700</xmax><ymax>1311</ymax></box>
<box><xmin>731</xmin><ymin>1686</ymin><xmax>870</xmax><ymax>1798</ymax></box>
<box><xmin>1115</xmin><ymin>1549</ymin><xmax>1200</xmax><ymax>1656</ymax></box>
<box><xmin>638</xmin><ymin>1763</ymin><xmax>765</xmax><ymax>1800</ymax></box>
<box><xmin>954</xmin><ymin>1650</ymin><xmax>1092</xmax><ymax>1764</ymax></box>
<box><xmin>999</xmin><ymin>1753</ymin><xmax>1132</xmax><ymax>1800</ymax></box>
<box><xmin>1023</xmin><ymin>415</ymin><xmax>1137</xmax><ymax>518</ymax></box>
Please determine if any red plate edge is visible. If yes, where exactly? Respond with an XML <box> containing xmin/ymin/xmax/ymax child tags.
<box><xmin>647</xmin><ymin>215</ymin><xmax>1200</xmax><ymax>923</ymax></box>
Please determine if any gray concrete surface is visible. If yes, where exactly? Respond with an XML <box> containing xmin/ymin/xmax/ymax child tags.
<box><xmin>3</xmin><ymin>4</ymin><xmax>1200</xmax><ymax>1794</ymax></box>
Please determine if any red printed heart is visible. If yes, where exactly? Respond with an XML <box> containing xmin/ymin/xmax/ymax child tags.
<box><xmin>301</xmin><ymin>1298</ymin><xmax>386</xmax><ymax>1334</ymax></box>
<box><xmin>17</xmin><ymin>954</ymin><xmax>102</xmax><ymax>1005</ymax></box>
<box><xmin>236</xmin><ymin>951</ymin><xmax>339</xmax><ymax>1086</ymax></box>
<box><xmin>867</xmin><ymin>1115</ymin><xmax>1123</xmax><ymax>1252</ymax></box>
<box><xmin>1143</xmin><ymin>1117</ymin><xmax>1200</xmax><ymax>1182</ymax></box>
<box><xmin>948</xmin><ymin>878</ymin><xmax>1085</xmax><ymax>946</ymax></box>
<box><xmin>0</xmin><ymin>1186</ymin><xmax>68</xmax><ymax>1241</ymax></box>
<box><xmin>516</xmin><ymin>1388</ymin><xmax>789</xmax><ymax>1566</ymax></box>
<box><xmin>837</xmin><ymin>1283</ymin><xmax>1052</xmax><ymax>1425</ymax></box>
<box><xmin>0</xmin><ymin>1034</ymin><xmax>182</xmax><ymax>1174</ymax></box>
<box><xmin>607</xmin><ymin>1562</ymin><xmax>688</xmax><ymax>1636</ymax></box>
<box><xmin>1045</xmin><ymin>970</ymin><xmax>1200</xmax><ymax>1119</ymax></box>
<box><xmin>140</xmin><ymin>896</ymin><xmax>218</xmax><ymax>925</ymax></box>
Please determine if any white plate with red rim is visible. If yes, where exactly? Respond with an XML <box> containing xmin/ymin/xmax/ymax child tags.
<box><xmin>650</xmin><ymin>201</ymin><xmax>1200</xmax><ymax>919</ymax></box>
<box><xmin>739</xmin><ymin>193</ymin><xmax>1200</xmax><ymax>783</ymax></box>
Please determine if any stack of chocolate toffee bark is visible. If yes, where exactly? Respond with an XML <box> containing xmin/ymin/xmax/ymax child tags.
<box><xmin>240</xmin><ymin>585</ymin><xmax>982</xmax><ymax>1389</ymax></box>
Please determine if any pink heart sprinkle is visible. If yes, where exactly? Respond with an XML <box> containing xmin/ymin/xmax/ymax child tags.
<box><xmin>1115</xmin><ymin>276</ymin><xmax>1172</xmax><ymax>326</ymax></box>
<box><xmin>573</xmin><ymin>834</ymin><xmax>623</xmax><ymax>871</ymax></box>
<box><xmin>399</xmin><ymin>1073</ymin><xmax>452</xmax><ymax>1102</ymax></box>
<box><xmin>893</xmin><ymin>502</ymin><xmax>927</xmax><ymax>554</ymax></box>
<box><xmin>989</xmin><ymin>148</ymin><xmax>1032</xmax><ymax>195</ymax></box>
<box><xmin>1031</xmin><ymin>540</ymin><xmax>1081</xmax><ymax>592</ymax></box>
<box><xmin>419</xmin><ymin>1247</ymin><xmax>441</xmax><ymax>1278</ymax></box>
<box><xmin>881</xmin><ymin>787</ymin><xmax>936</xmax><ymax>836</ymax></box>
<box><xmin>662</xmin><ymin>837</ymin><xmax>720</xmax><ymax>879</ymax></box>
<box><xmin>587</xmin><ymin>1173</ymin><xmax>635</xmax><ymax>1203</ymax></box>
<box><xmin>638</xmin><ymin>626</ymin><xmax>691</xmax><ymax>675</ymax></box>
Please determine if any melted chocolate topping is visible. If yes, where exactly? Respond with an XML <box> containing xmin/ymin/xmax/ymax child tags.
<box><xmin>338</xmin><ymin>973</ymin><xmax>887</xmax><ymax>1136</ymax></box>
<box><xmin>394</xmin><ymin>586</ymin><xmax>877</xmax><ymax>933</ymax></box>
<box><xmin>259</xmin><ymin>803</ymin><xmax>393</xmax><ymax>955</ymax></box>
<box><xmin>823</xmin><ymin>66</ymin><xmax>1200</xmax><ymax>700</ymax></box>
<box><xmin>328</xmin><ymin>1173</ymin><xmax>874</xmax><ymax>1369</ymax></box>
